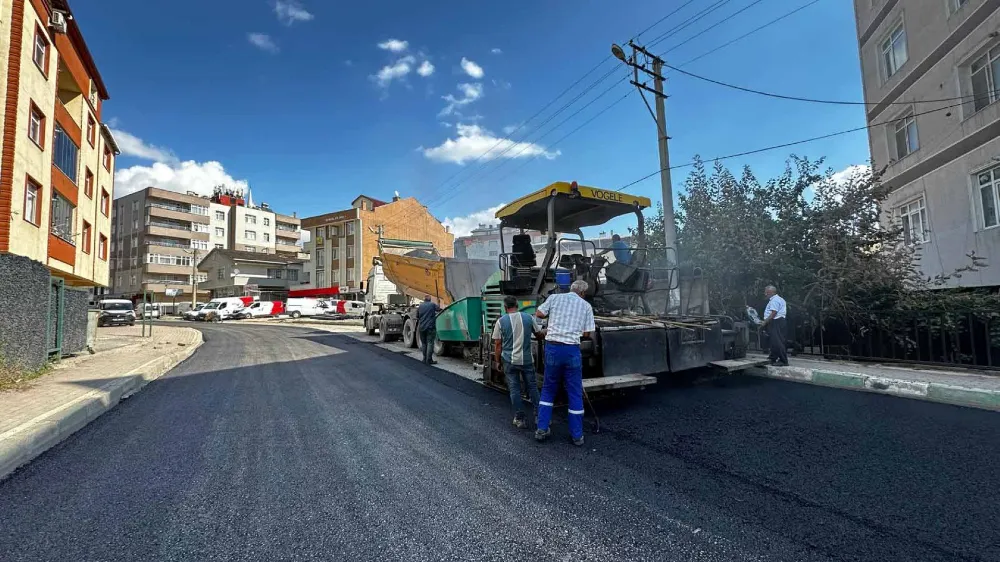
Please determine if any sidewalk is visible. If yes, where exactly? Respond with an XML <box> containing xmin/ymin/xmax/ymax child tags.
<box><xmin>0</xmin><ymin>325</ymin><xmax>203</xmax><ymax>480</ymax></box>
<box><xmin>750</xmin><ymin>354</ymin><xmax>1000</xmax><ymax>411</ymax></box>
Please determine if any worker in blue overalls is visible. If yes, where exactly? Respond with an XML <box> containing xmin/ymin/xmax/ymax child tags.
<box><xmin>534</xmin><ymin>279</ymin><xmax>595</xmax><ymax>446</ymax></box>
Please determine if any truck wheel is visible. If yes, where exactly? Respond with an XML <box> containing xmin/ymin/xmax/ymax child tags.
<box><xmin>433</xmin><ymin>338</ymin><xmax>448</xmax><ymax>357</ymax></box>
<box><xmin>365</xmin><ymin>316</ymin><xmax>376</xmax><ymax>336</ymax></box>
<box><xmin>402</xmin><ymin>318</ymin><xmax>418</xmax><ymax>348</ymax></box>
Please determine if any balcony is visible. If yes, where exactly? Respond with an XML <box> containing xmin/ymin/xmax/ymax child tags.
<box><xmin>145</xmin><ymin>239</ymin><xmax>191</xmax><ymax>250</ymax></box>
<box><xmin>147</xmin><ymin>202</ymin><xmax>210</xmax><ymax>224</ymax></box>
<box><xmin>275</xmin><ymin>242</ymin><xmax>302</xmax><ymax>255</ymax></box>
<box><xmin>276</xmin><ymin>229</ymin><xmax>299</xmax><ymax>242</ymax></box>
<box><xmin>145</xmin><ymin>263</ymin><xmax>192</xmax><ymax>276</ymax></box>
<box><xmin>147</xmin><ymin>222</ymin><xmax>210</xmax><ymax>241</ymax></box>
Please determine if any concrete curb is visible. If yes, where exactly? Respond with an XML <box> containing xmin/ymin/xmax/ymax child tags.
<box><xmin>0</xmin><ymin>328</ymin><xmax>204</xmax><ymax>481</ymax></box>
<box><xmin>748</xmin><ymin>365</ymin><xmax>1000</xmax><ymax>412</ymax></box>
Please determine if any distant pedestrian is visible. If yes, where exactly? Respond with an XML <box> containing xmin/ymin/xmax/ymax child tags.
<box><xmin>416</xmin><ymin>295</ymin><xmax>440</xmax><ymax>365</ymax></box>
<box><xmin>762</xmin><ymin>285</ymin><xmax>788</xmax><ymax>366</ymax></box>
<box><xmin>534</xmin><ymin>279</ymin><xmax>595</xmax><ymax>446</ymax></box>
<box><xmin>492</xmin><ymin>295</ymin><xmax>543</xmax><ymax>429</ymax></box>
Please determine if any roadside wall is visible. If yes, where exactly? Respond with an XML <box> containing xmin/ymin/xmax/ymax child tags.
<box><xmin>63</xmin><ymin>288</ymin><xmax>90</xmax><ymax>354</ymax></box>
<box><xmin>0</xmin><ymin>255</ymin><xmax>50</xmax><ymax>370</ymax></box>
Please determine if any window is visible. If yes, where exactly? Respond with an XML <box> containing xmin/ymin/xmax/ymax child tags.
<box><xmin>331</xmin><ymin>269</ymin><xmax>340</xmax><ymax>284</ymax></box>
<box><xmin>32</xmin><ymin>26</ymin><xmax>48</xmax><ymax>74</ymax></box>
<box><xmin>245</xmin><ymin>230</ymin><xmax>257</xmax><ymax>241</ymax></box>
<box><xmin>346</xmin><ymin>222</ymin><xmax>355</xmax><ymax>235</ymax></box>
<box><xmin>215</xmin><ymin>210</ymin><xmax>225</xmax><ymax>221</ymax></box>
<box><xmin>315</xmin><ymin>248</ymin><xmax>325</xmax><ymax>267</ymax></box>
<box><xmin>133</xmin><ymin>219</ymin><xmax>138</xmax><ymax>230</ymax></box>
<box><xmin>192</xmin><ymin>223</ymin><xmax>209</xmax><ymax>233</ymax></box>
<box><xmin>53</xmin><ymin>125</ymin><xmax>79</xmax><ymax>182</ymax></box>
<box><xmin>146</xmin><ymin>254</ymin><xmax>193</xmax><ymax>267</ymax></box>
<box><xmin>131</xmin><ymin>274</ymin><xmax>137</xmax><ymax>285</ymax></box>
<box><xmin>346</xmin><ymin>245</ymin><xmax>355</xmax><ymax>259</ymax></box>
<box><xmin>951</xmin><ymin>0</ymin><xmax>969</xmax><ymax>13</ymax></box>
<box><xmin>331</xmin><ymin>248</ymin><xmax>339</xmax><ymax>261</ymax></box>
<box><xmin>84</xmin><ymin>168</ymin><xmax>94</xmax><ymax>198</ymax></box>
<box><xmin>215</xmin><ymin>243</ymin><xmax>224</xmax><ymax>249</ymax></box>
<box><xmin>218</xmin><ymin>268</ymin><xmax>226</xmax><ymax>280</ymax></box>
<box><xmin>245</xmin><ymin>214</ymin><xmax>257</xmax><ymax>225</ymax></box>
<box><xmin>893</xmin><ymin>113</ymin><xmax>918</xmax><ymax>159</ymax></box>
<box><xmin>976</xmin><ymin>165</ymin><xmax>1000</xmax><ymax>228</ymax></box>
<box><xmin>263</xmin><ymin>233</ymin><xmax>270</xmax><ymax>242</ymax></box>
<box><xmin>263</xmin><ymin>217</ymin><xmax>270</xmax><ymax>226</ymax></box>
<box><xmin>191</xmin><ymin>239</ymin><xmax>209</xmax><ymax>250</ymax></box>
<box><xmin>347</xmin><ymin>268</ymin><xmax>355</xmax><ymax>282</ymax></box>
<box><xmin>103</xmin><ymin>145</ymin><xmax>112</xmax><ymax>171</ymax></box>
<box><xmin>971</xmin><ymin>46</ymin><xmax>1000</xmax><ymax>112</ymax></box>
<box><xmin>86</xmin><ymin>115</ymin><xmax>96</xmax><ymax>147</ymax></box>
<box><xmin>101</xmin><ymin>189</ymin><xmax>110</xmax><ymax>216</ymax></box>
<box><xmin>81</xmin><ymin>221</ymin><xmax>92</xmax><ymax>254</ymax></box>
<box><xmin>898</xmin><ymin>197</ymin><xmax>928</xmax><ymax>245</ymax></box>
<box><xmin>267</xmin><ymin>268</ymin><xmax>283</xmax><ymax>279</ymax></box>
<box><xmin>50</xmin><ymin>192</ymin><xmax>75</xmax><ymax>243</ymax></box>
<box><xmin>23</xmin><ymin>177</ymin><xmax>40</xmax><ymax>225</ymax></box>
<box><xmin>881</xmin><ymin>21</ymin><xmax>908</xmax><ymax>80</ymax></box>
<box><xmin>28</xmin><ymin>103</ymin><xmax>45</xmax><ymax>148</ymax></box>
<box><xmin>316</xmin><ymin>270</ymin><xmax>326</xmax><ymax>287</ymax></box>
<box><xmin>288</xmin><ymin>269</ymin><xmax>299</xmax><ymax>281</ymax></box>
<box><xmin>215</xmin><ymin>227</ymin><xmax>225</xmax><ymax>237</ymax></box>
<box><xmin>330</xmin><ymin>225</ymin><xmax>339</xmax><ymax>237</ymax></box>
<box><xmin>190</xmin><ymin>204</ymin><xmax>208</xmax><ymax>216</ymax></box>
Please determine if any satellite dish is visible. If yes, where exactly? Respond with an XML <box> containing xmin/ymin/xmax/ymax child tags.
<box><xmin>233</xmin><ymin>268</ymin><xmax>240</xmax><ymax>276</ymax></box>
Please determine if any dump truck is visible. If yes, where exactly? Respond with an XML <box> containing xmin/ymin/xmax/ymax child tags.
<box><xmin>362</xmin><ymin>238</ymin><xmax>496</xmax><ymax>350</ymax></box>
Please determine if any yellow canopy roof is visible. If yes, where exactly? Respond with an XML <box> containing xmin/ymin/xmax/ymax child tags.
<box><xmin>495</xmin><ymin>182</ymin><xmax>651</xmax><ymax>232</ymax></box>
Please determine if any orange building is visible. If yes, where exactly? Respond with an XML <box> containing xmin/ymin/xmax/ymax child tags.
<box><xmin>0</xmin><ymin>0</ymin><xmax>118</xmax><ymax>290</ymax></box>
<box><xmin>300</xmin><ymin>194</ymin><xmax>453</xmax><ymax>294</ymax></box>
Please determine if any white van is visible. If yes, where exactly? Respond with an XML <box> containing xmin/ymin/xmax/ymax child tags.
<box><xmin>196</xmin><ymin>297</ymin><xmax>250</xmax><ymax>322</ymax></box>
<box><xmin>138</xmin><ymin>303</ymin><xmax>161</xmax><ymax>319</ymax></box>
<box><xmin>244</xmin><ymin>301</ymin><xmax>281</xmax><ymax>318</ymax></box>
<box><xmin>286</xmin><ymin>297</ymin><xmax>325</xmax><ymax>318</ymax></box>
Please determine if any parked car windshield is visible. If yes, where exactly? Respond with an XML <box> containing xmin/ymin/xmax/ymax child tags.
<box><xmin>100</xmin><ymin>302</ymin><xmax>132</xmax><ymax>311</ymax></box>
<box><xmin>203</xmin><ymin>303</ymin><xmax>221</xmax><ymax>310</ymax></box>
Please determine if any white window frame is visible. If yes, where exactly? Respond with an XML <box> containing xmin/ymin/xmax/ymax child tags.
<box><xmin>346</xmin><ymin>245</ymin><xmax>354</xmax><ymax>259</ymax></box>
<box><xmin>331</xmin><ymin>247</ymin><xmax>339</xmax><ymax>261</ymax></box>
<box><xmin>330</xmin><ymin>269</ymin><xmax>340</xmax><ymax>284</ymax></box>
<box><xmin>315</xmin><ymin>248</ymin><xmax>325</xmax><ymax>268</ymax></box>
<box><xmin>316</xmin><ymin>270</ymin><xmax>326</xmax><ymax>287</ymax></box>
<box><xmin>245</xmin><ymin>230</ymin><xmax>257</xmax><ymax>241</ymax></box>
<box><xmin>215</xmin><ymin>227</ymin><xmax>225</xmax><ymax>237</ymax></box>
<box><xmin>346</xmin><ymin>222</ymin><xmax>355</xmax><ymax>235</ymax></box>
<box><xmin>28</xmin><ymin>107</ymin><xmax>42</xmax><ymax>146</ymax></box>
<box><xmin>215</xmin><ymin>210</ymin><xmax>225</xmax><ymax>221</ymax></box>
<box><xmin>263</xmin><ymin>232</ymin><xmax>270</xmax><ymax>242</ymax></box>
<box><xmin>975</xmin><ymin>164</ymin><xmax>1000</xmax><ymax>229</ymax></box>
<box><xmin>880</xmin><ymin>20</ymin><xmax>908</xmax><ymax>81</ymax></box>
<box><xmin>245</xmin><ymin>214</ymin><xmax>257</xmax><ymax>225</ymax></box>
<box><xmin>32</xmin><ymin>29</ymin><xmax>47</xmax><ymax>70</ymax></box>
<box><xmin>897</xmin><ymin>197</ymin><xmax>929</xmax><ymax>245</ymax></box>
<box><xmin>263</xmin><ymin>217</ymin><xmax>270</xmax><ymax>226</ymax></box>
<box><xmin>970</xmin><ymin>45</ymin><xmax>1000</xmax><ymax>113</ymax></box>
<box><xmin>892</xmin><ymin>111</ymin><xmax>919</xmax><ymax>159</ymax></box>
<box><xmin>346</xmin><ymin>268</ymin><xmax>355</xmax><ymax>282</ymax></box>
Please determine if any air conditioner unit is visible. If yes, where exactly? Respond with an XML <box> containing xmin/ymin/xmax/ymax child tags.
<box><xmin>50</xmin><ymin>11</ymin><xmax>68</xmax><ymax>34</ymax></box>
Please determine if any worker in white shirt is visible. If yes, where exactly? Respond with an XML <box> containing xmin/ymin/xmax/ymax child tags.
<box><xmin>534</xmin><ymin>279</ymin><xmax>595</xmax><ymax>446</ymax></box>
<box><xmin>762</xmin><ymin>285</ymin><xmax>788</xmax><ymax>366</ymax></box>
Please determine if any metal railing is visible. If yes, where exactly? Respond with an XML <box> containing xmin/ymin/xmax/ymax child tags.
<box><xmin>749</xmin><ymin>308</ymin><xmax>1000</xmax><ymax>370</ymax></box>
<box><xmin>148</xmin><ymin>220</ymin><xmax>191</xmax><ymax>232</ymax></box>
<box><xmin>276</xmin><ymin>224</ymin><xmax>299</xmax><ymax>232</ymax></box>
<box><xmin>146</xmin><ymin>239</ymin><xmax>189</xmax><ymax>249</ymax></box>
<box><xmin>147</xmin><ymin>201</ymin><xmax>192</xmax><ymax>214</ymax></box>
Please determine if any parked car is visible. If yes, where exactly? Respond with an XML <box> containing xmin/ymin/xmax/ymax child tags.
<box><xmin>137</xmin><ymin>303</ymin><xmax>161</xmax><ymax>319</ymax></box>
<box><xmin>243</xmin><ymin>301</ymin><xmax>283</xmax><ymax>318</ymax></box>
<box><xmin>286</xmin><ymin>297</ymin><xmax>325</xmax><ymax>318</ymax></box>
<box><xmin>195</xmin><ymin>297</ymin><xmax>251</xmax><ymax>322</ymax></box>
<box><xmin>97</xmin><ymin>299</ymin><xmax>136</xmax><ymax>327</ymax></box>
<box><xmin>182</xmin><ymin>303</ymin><xmax>206</xmax><ymax>321</ymax></box>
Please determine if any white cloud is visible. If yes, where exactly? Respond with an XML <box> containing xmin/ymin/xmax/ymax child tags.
<box><xmin>417</xmin><ymin>60</ymin><xmax>435</xmax><ymax>77</ymax></box>
<box><xmin>439</xmin><ymin>82</ymin><xmax>483</xmax><ymax>116</ymax></box>
<box><xmin>378</xmin><ymin>39</ymin><xmax>409</xmax><ymax>52</ymax></box>
<box><xmin>110</xmin><ymin>129</ymin><xmax>177</xmax><ymax>163</ymax></box>
<box><xmin>809</xmin><ymin>164</ymin><xmax>871</xmax><ymax>203</ymax></box>
<box><xmin>344</xmin><ymin>59</ymin><xmax>353</xmax><ymax>67</ymax></box>
<box><xmin>443</xmin><ymin>204</ymin><xmax>506</xmax><ymax>237</ymax></box>
<box><xmin>460</xmin><ymin>57</ymin><xmax>484</xmax><ymax>79</ymax></box>
<box><xmin>492</xmin><ymin>78</ymin><xmax>512</xmax><ymax>90</ymax></box>
<box><xmin>115</xmin><ymin>161</ymin><xmax>249</xmax><ymax>200</ymax></box>
<box><xmin>502</xmin><ymin>124</ymin><xmax>521</xmax><ymax>135</ymax></box>
<box><xmin>274</xmin><ymin>0</ymin><xmax>314</xmax><ymax>25</ymax></box>
<box><xmin>247</xmin><ymin>33</ymin><xmax>279</xmax><ymax>53</ymax></box>
<box><xmin>372</xmin><ymin>55</ymin><xmax>416</xmax><ymax>88</ymax></box>
<box><xmin>830</xmin><ymin>164</ymin><xmax>870</xmax><ymax>185</ymax></box>
<box><xmin>422</xmin><ymin>124</ymin><xmax>560</xmax><ymax>165</ymax></box>
<box><xmin>491</xmin><ymin>48</ymin><xmax>502</xmax><ymax>55</ymax></box>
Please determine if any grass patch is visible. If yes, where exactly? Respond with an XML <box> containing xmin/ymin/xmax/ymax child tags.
<box><xmin>0</xmin><ymin>356</ymin><xmax>53</xmax><ymax>392</ymax></box>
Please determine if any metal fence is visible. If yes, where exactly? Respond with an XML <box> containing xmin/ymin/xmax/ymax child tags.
<box><xmin>749</xmin><ymin>308</ymin><xmax>1000</xmax><ymax>370</ymax></box>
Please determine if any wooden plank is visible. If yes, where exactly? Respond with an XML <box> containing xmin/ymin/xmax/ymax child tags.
<box><xmin>582</xmin><ymin>374</ymin><xmax>657</xmax><ymax>391</ymax></box>
<box><xmin>709</xmin><ymin>357</ymin><xmax>770</xmax><ymax>372</ymax></box>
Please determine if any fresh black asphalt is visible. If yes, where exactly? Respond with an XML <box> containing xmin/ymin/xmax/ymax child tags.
<box><xmin>1</xmin><ymin>324</ymin><xmax>998</xmax><ymax>561</ymax></box>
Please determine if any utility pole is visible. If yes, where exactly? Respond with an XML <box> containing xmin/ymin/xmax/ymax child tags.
<box><xmin>612</xmin><ymin>41</ymin><xmax>680</xmax><ymax>313</ymax></box>
<box><xmin>190</xmin><ymin>248</ymin><xmax>198</xmax><ymax>308</ymax></box>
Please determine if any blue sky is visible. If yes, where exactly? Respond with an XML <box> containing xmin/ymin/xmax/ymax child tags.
<box><xmin>74</xmin><ymin>0</ymin><xmax>867</xmax><ymax>236</ymax></box>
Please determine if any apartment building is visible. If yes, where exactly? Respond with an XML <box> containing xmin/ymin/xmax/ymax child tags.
<box><xmin>454</xmin><ymin>223</ymin><xmax>547</xmax><ymax>260</ymax></box>
<box><xmin>0</xmin><ymin>0</ymin><xmax>118</xmax><ymax>288</ymax></box>
<box><xmin>299</xmin><ymin>194</ymin><xmax>453</xmax><ymax>295</ymax></box>
<box><xmin>197</xmin><ymin>249</ymin><xmax>305</xmax><ymax>301</ymax></box>
<box><xmin>110</xmin><ymin>186</ymin><xmax>303</xmax><ymax>304</ymax></box>
<box><xmin>855</xmin><ymin>0</ymin><xmax>1000</xmax><ymax>287</ymax></box>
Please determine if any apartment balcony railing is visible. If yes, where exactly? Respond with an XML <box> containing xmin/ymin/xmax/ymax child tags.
<box><xmin>148</xmin><ymin>220</ymin><xmax>191</xmax><ymax>232</ymax></box>
<box><xmin>147</xmin><ymin>201</ymin><xmax>192</xmax><ymax>214</ymax></box>
<box><xmin>276</xmin><ymin>224</ymin><xmax>299</xmax><ymax>232</ymax></box>
<box><xmin>146</xmin><ymin>239</ymin><xmax>190</xmax><ymax>250</ymax></box>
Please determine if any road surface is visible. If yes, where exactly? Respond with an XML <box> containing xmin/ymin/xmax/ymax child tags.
<box><xmin>1</xmin><ymin>324</ymin><xmax>998</xmax><ymax>561</ymax></box>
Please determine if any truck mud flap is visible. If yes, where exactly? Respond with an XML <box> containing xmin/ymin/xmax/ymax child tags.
<box><xmin>599</xmin><ymin>326</ymin><xmax>670</xmax><ymax>378</ymax></box>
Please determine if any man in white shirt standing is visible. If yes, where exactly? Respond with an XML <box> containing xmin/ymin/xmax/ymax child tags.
<box><xmin>534</xmin><ymin>279</ymin><xmax>595</xmax><ymax>446</ymax></box>
<box><xmin>762</xmin><ymin>285</ymin><xmax>788</xmax><ymax>366</ymax></box>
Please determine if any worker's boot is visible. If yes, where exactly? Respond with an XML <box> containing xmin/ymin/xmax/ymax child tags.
<box><xmin>512</xmin><ymin>412</ymin><xmax>526</xmax><ymax>429</ymax></box>
<box><xmin>572</xmin><ymin>436</ymin><xmax>585</xmax><ymax>447</ymax></box>
<box><xmin>534</xmin><ymin>428</ymin><xmax>551</xmax><ymax>442</ymax></box>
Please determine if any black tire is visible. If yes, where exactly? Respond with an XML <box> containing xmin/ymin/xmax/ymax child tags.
<box><xmin>378</xmin><ymin>318</ymin><xmax>391</xmax><ymax>342</ymax></box>
<box><xmin>433</xmin><ymin>338</ymin><xmax>448</xmax><ymax>357</ymax></box>
<box><xmin>290</xmin><ymin>311</ymin><xmax>302</xmax><ymax>319</ymax></box>
<box><xmin>366</xmin><ymin>316</ymin><xmax>376</xmax><ymax>336</ymax></box>
<box><xmin>402</xmin><ymin>318</ymin><xmax>418</xmax><ymax>348</ymax></box>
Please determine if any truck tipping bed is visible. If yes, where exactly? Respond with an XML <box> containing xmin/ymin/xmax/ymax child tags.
<box><xmin>379</xmin><ymin>252</ymin><xmax>496</xmax><ymax>306</ymax></box>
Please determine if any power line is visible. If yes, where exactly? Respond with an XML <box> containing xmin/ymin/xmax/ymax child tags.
<box><xmin>662</xmin><ymin>60</ymin><xmax>986</xmax><ymax>107</ymax></box>
<box><xmin>646</xmin><ymin>0</ymin><xmax>735</xmax><ymax>49</ymax></box>
<box><xmin>614</xmin><ymin>95</ymin><xmax>986</xmax><ymax>192</ymax></box>
<box><xmin>677</xmin><ymin>0</ymin><xmax>824</xmax><ymax>67</ymax></box>
<box><xmin>631</xmin><ymin>0</ymin><xmax>699</xmax><ymax>42</ymax></box>
<box><xmin>656</xmin><ymin>0</ymin><xmax>769</xmax><ymax>56</ymax></box>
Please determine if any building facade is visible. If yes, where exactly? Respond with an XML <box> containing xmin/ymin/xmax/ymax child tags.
<box><xmin>855</xmin><ymin>0</ymin><xmax>1000</xmax><ymax>286</ymax></box>
<box><xmin>196</xmin><ymin>248</ymin><xmax>305</xmax><ymax>301</ymax></box>
<box><xmin>454</xmin><ymin>223</ymin><xmax>547</xmax><ymax>260</ymax></box>
<box><xmin>300</xmin><ymin>194</ymin><xmax>453</xmax><ymax>294</ymax></box>
<box><xmin>0</xmin><ymin>0</ymin><xmax>118</xmax><ymax>289</ymax></box>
